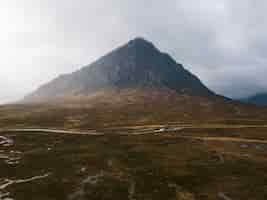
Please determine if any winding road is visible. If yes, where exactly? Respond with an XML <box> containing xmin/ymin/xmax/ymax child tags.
<box><xmin>0</xmin><ymin>128</ymin><xmax>103</xmax><ymax>135</ymax></box>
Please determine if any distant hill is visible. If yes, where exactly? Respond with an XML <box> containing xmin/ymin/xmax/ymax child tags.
<box><xmin>241</xmin><ymin>93</ymin><xmax>267</xmax><ymax>106</ymax></box>
<box><xmin>24</xmin><ymin>37</ymin><xmax>214</xmax><ymax>102</ymax></box>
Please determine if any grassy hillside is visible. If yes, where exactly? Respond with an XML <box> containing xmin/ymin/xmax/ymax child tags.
<box><xmin>1</xmin><ymin>89</ymin><xmax>267</xmax><ymax>131</ymax></box>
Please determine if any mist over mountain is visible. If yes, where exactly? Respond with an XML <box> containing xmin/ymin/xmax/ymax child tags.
<box><xmin>241</xmin><ymin>93</ymin><xmax>267</xmax><ymax>106</ymax></box>
<box><xmin>25</xmin><ymin>38</ymin><xmax>214</xmax><ymax>102</ymax></box>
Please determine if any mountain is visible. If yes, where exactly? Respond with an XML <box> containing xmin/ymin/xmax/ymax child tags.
<box><xmin>241</xmin><ymin>93</ymin><xmax>267</xmax><ymax>106</ymax></box>
<box><xmin>24</xmin><ymin>37</ymin><xmax>214</xmax><ymax>102</ymax></box>
<box><xmin>11</xmin><ymin>37</ymin><xmax>267</xmax><ymax>128</ymax></box>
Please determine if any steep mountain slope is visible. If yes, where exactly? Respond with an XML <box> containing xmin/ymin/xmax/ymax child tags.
<box><xmin>25</xmin><ymin>38</ymin><xmax>214</xmax><ymax>102</ymax></box>
<box><xmin>241</xmin><ymin>93</ymin><xmax>267</xmax><ymax>106</ymax></box>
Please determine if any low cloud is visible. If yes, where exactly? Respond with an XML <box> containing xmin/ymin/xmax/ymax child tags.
<box><xmin>1</xmin><ymin>0</ymin><xmax>267</xmax><ymax>103</ymax></box>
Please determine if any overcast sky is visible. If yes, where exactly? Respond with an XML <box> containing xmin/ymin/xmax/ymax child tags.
<box><xmin>1</xmin><ymin>0</ymin><xmax>267</xmax><ymax>103</ymax></box>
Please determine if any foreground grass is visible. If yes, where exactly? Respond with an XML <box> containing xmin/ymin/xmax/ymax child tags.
<box><xmin>1</xmin><ymin>97</ymin><xmax>267</xmax><ymax>131</ymax></box>
<box><xmin>1</xmin><ymin>129</ymin><xmax>267</xmax><ymax>200</ymax></box>
<box><xmin>1</xmin><ymin>100</ymin><xmax>267</xmax><ymax>199</ymax></box>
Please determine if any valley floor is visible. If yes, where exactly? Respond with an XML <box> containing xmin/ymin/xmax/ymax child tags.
<box><xmin>0</xmin><ymin>125</ymin><xmax>267</xmax><ymax>200</ymax></box>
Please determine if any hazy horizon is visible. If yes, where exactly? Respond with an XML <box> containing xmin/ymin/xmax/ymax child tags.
<box><xmin>1</xmin><ymin>0</ymin><xmax>267</xmax><ymax>104</ymax></box>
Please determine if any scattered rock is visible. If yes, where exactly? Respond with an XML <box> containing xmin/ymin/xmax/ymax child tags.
<box><xmin>80</xmin><ymin>167</ymin><xmax>87</xmax><ymax>173</ymax></box>
<box><xmin>5</xmin><ymin>158</ymin><xmax>20</xmax><ymax>166</ymax></box>
<box><xmin>83</xmin><ymin>171</ymin><xmax>104</xmax><ymax>185</ymax></box>
<box><xmin>168</xmin><ymin>183</ymin><xmax>195</xmax><ymax>200</ymax></box>
<box><xmin>210</xmin><ymin>151</ymin><xmax>225</xmax><ymax>163</ymax></box>
<box><xmin>0</xmin><ymin>137</ymin><xmax>13</xmax><ymax>147</ymax></box>
<box><xmin>240</xmin><ymin>144</ymin><xmax>249</xmax><ymax>149</ymax></box>
<box><xmin>107</xmin><ymin>159</ymin><xmax>113</xmax><ymax>167</ymax></box>
<box><xmin>69</xmin><ymin>171</ymin><xmax>105</xmax><ymax>200</ymax></box>
<box><xmin>218</xmin><ymin>192</ymin><xmax>232</xmax><ymax>200</ymax></box>
<box><xmin>154</xmin><ymin>128</ymin><xmax>166</xmax><ymax>133</ymax></box>
<box><xmin>128</xmin><ymin>181</ymin><xmax>136</xmax><ymax>200</ymax></box>
<box><xmin>242</xmin><ymin>153</ymin><xmax>251</xmax><ymax>157</ymax></box>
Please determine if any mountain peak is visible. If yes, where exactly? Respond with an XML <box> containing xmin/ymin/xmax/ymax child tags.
<box><xmin>129</xmin><ymin>37</ymin><xmax>153</xmax><ymax>45</ymax></box>
<box><xmin>25</xmin><ymin>38</ymin><xmax>215</xmax><ymax>102</ymax></box>
<box><xmin>125</xmin><ymin>37</ymin><xmax>158</xmax><ymax>52</ymax></box>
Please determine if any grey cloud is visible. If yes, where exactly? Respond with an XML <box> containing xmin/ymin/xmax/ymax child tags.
<box><xmin>1</xmin><ymin>0</ymin><xmax>267</xmax><ymax>103</ymax></box>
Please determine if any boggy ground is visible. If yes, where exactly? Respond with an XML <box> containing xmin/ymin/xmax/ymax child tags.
<box><xmin>1</xmin><ymin>127</ymin><xmax>267</xmax><ymax>200</ymax></box>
